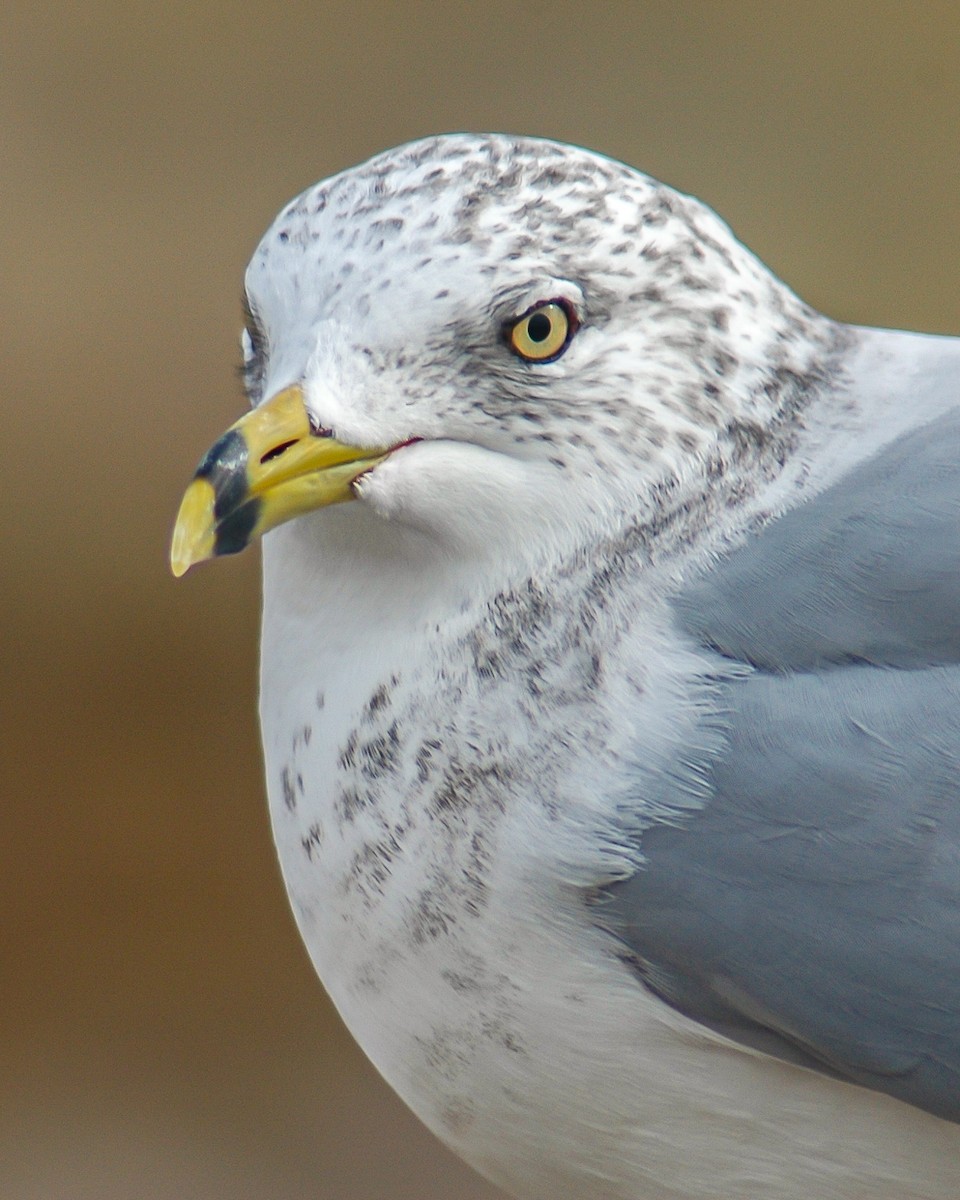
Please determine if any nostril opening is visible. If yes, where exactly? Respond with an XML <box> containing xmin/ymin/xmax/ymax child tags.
<box><xmin>260</xmin><ymin>439</ymin><xmax>298</xmax><ymax>464</ymax></box>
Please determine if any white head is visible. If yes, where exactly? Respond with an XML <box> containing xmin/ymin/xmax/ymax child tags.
<box><xmin>175</xmin><ymin>134</ymin><xmax>835</xmax><ymax>588</ymax></box>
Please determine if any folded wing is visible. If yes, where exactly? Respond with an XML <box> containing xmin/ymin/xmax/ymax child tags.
<box><xmin>607</xmin><ymin>406</ymin><xmax>960</xmax><ymax>1123</ymax></box>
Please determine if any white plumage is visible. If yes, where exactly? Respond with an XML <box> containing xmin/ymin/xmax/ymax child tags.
<box><xmin>175</xmin><ymin>135</ymin><xmax>960</xmax><ymax>1198</ymax></box>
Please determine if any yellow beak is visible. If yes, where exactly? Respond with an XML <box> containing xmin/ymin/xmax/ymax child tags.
<box><xmin>170</xmin><ymin>384</ymin><xmax>390</xmax><ymax>576</ymax></box>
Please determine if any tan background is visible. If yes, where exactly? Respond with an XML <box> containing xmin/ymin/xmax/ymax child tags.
<box><xmin>3</xmin><ymin>3</ymin><xmax>958</xmax><ymax>1198</ymax></box>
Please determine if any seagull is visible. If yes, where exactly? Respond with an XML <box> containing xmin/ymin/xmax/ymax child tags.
<box><xmin>171</xmin><ymin>134</ymin><xmax>960</xmax><ymax>1199</ymax></box>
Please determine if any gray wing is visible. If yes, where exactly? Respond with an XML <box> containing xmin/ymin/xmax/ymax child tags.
<box><xmin>605</xmin><ymin>407</ymin><xmax>960</xmax><ymax>1124</ymax></box>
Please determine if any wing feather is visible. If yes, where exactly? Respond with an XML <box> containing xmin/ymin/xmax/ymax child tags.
<box><xmin>606</xmin><ymin>407</ymin><xmax>960</xmax><ymax>1122</ymax></box>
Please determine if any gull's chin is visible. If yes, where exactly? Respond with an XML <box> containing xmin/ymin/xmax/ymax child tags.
<box><xmin>354</xmin><ymin>439</ymin><xmax>510</xmax><ymax>531</ymax></box>
<box><xmin>355</xmin><ymin>439</ymin><xmax>584</xmax><ymax>568</ymax></box>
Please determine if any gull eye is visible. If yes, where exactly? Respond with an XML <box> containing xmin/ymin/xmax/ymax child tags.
<box><xmin>506</xmin><ymin>300</ymin><xmax>576</xmax><ymax>362</ymax></box>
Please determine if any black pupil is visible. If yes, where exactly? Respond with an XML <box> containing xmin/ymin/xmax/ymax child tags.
<box><xmin>527</xmin><ymin>311</ymin><xmax>553</xmax><ymax>343</ymax></box>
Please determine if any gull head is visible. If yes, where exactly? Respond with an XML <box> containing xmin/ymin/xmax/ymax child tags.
<box><xmin>172</xmin><ymin>134</ymin><xmax>830</xmax><ymax>579</ymax></box>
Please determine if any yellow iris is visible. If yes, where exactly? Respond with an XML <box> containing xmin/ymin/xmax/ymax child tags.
<box><xmin>508</xmin><ymin>302</ymin><xmax>571</xmax><ymax>361</ymax></box>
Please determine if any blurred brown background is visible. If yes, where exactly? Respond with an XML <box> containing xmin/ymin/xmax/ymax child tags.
<box><xmin>2</xmin><ymin>3</ymin><xmax>958</xmax><ymax>1198</ymax></box>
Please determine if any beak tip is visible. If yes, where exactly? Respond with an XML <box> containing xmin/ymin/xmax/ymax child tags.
<box><xmin>169</xmin><ymin>549</ymin><xmax>193</xmax><ymax>578</ymax></box>
<box><xmin>170</xmin><ymin>477</ymin><xmax>217</xmax><ymax>580</ymax></box>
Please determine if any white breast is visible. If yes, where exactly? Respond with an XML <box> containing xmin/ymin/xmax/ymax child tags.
<box><xmin>257</xmin><ymin>467</ymin><xmax>960</xmax><ymax>1200</ymax></box>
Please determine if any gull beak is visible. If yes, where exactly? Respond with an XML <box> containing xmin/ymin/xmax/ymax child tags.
<box><xmin>170</xmin><ymin>384</ymin><xmax>390</xmax><ymax>576</ymax></box>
